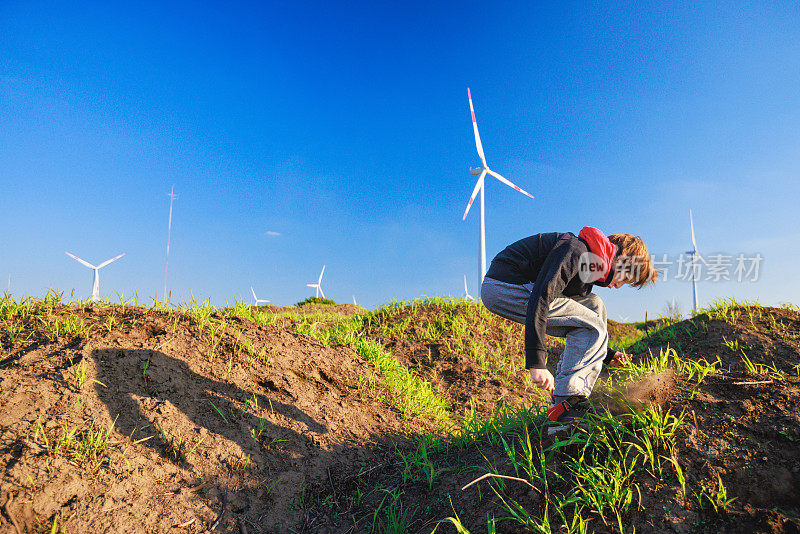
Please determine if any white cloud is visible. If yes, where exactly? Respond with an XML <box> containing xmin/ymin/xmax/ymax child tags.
<box><xmin>264</xmin><ymin>230</ymin><xmax>282</xmax><ymax>237</ymax></box>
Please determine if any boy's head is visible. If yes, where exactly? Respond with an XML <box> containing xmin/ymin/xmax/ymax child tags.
<box><xmin>607</xmin><ymin>234</ymin><xmax>658</xmax><ymax>289</ymax></box>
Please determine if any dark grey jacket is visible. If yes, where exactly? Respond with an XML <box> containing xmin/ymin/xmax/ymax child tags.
<box><xmin>485</xmin><ymin>232</ymin><xmax>616</xmax><ymax>369</ymax></box>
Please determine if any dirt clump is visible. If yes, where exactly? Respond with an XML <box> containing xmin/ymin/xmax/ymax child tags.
<box><xmin>595</xmin><ymin>368</ymin><xmax>677</xmax><ymax>414</ymax></box>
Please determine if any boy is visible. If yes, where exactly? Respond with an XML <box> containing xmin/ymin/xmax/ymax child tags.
<box><xmin>480</xmin><ymin>227</ymin><xmax>657</xmax><ymax>429</ymax></box>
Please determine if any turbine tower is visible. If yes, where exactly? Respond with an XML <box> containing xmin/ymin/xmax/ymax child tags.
<box><xmin>686</xmin><ymin>210</ymin><xmax>701</xmax><ymax>315</ymax></box>
<box><xmin>65</xmin><ymin>252</ymin><xmax>125</xmax><ymax>302</ymax></box>
<box><xmin>163</xmin><ymin>186</ymin><xmax>178</xmax><ymax>301</ymax></box>
<box><xmin>462</xmin><ymin>88</ymin><xmax>535</xmax><ymax>288</ymax></box>
<box><xmin>306</xmin><ymin>265</ymin><xmax>326</xmax><ymax>298</ymax></box>
<box><xmin>250</xmin><ymin>287</ymin><xmax>270</xmax><ymax>306</ymax></box>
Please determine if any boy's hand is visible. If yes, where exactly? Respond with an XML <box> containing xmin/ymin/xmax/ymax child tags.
<box><xmin>608</xmin><ymin>351</ymin><xmax>630</xmax><ymax>368</ymax></box>
<box><xmin>529</xmin><ymin>368</ymin><xmax>555</xmax><ymax>392</ymax></box>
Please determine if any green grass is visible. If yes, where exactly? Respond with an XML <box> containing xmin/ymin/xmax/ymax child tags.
<box><xmin>696</xmin><ymin>474</ymin><xmax>736</xmax><ymax>513</ymax></box>
<box><xmin>694</xmin><ymin>297</ymin><xmax>773</xmax><ymax>323</ymax></box>
<box><xmin>30</xmin><ymin>417</ymin><xmax>117</xmax><ymax>473</ymax></box>
<box><xmin>607</xmin><ymin>330</ymin><xmax>646</xmax><ymax>352</ymax></box>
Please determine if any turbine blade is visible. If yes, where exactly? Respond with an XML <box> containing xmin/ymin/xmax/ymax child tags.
<box><xmin>319</xmin><ymin>286</ymin><xmax>325</xmax><ymax>299</ymax></box>
<box><xmin>487</xmin><ymin>169</ymin><xmax>535</xmax><ymax>199</ymax></box>
<box><xmin>306</xmin><ymin>284</ymin><xmax>316</xmax><ymax>288</ymax></box>
<box><xmin>251</xmin><ymin>286</ymin><xmax>257</xmax><ymax>301</ymax></box>
<box><xmin>464</xmin><ymin>275</ymin><xmax>469</xmax><ymax>294</ymax></box>
<box><xmin>467</xmin><ymin>88</ymin><xmax>486</xmax><ymax>166</ymax></box>
<box><xmin>65</xmin><ymin>252</ymin><xmax>95</xmax><ymax>269</ymax></box>
<box><xmin>97</xmin><ymin>253</ymin><xmax>125</xmax><ymax>269</ymax></box>
<box><xmin>318</xmin><ymin>265</ymin><xmax>326</xmax><ymax>284</ymax></box>
<box><xmin>462</xmin><ymin>170</ymin><xmax>486</xmax><ymax>220</ymax></box>
<box><xmin>689</xmin><ymin>210</ymin><xmax>697</xmax><ymax>251</ymax></box>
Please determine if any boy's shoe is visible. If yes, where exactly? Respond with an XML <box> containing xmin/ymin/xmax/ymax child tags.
<box><xmin>547</xmin><ymin>395</ymin><xmax>590</xmax><ymax>436</ymax></box>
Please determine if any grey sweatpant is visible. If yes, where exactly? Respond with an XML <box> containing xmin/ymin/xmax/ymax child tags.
<box><xmin>480</xmin><ymin>277</ymin><xmax>609</xmax><ymax>399</ymax></box>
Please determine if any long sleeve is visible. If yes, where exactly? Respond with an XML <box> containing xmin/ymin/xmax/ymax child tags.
<box><xmin>523</xmin><ymin>240</ymin><xmax>583</xmax><ymax>368</ymax></box>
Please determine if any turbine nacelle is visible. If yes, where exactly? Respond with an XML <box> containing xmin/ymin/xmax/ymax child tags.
<box><xmin>470</xmin><ymin>167</ymin><xmax>483</xmax><ymax>176</ymax></box>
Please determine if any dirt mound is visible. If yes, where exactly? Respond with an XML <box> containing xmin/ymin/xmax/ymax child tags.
<box><xmin>619</xmin><ymin>305</ymin><xmax>800</xmax><ymax>531</ymax></box>
<box><xmin>606</xmin><ymin>318</ymin><xmax>642</xmax><ymax>343</ymax></box>
<box><xmin>0</xmin><ymin>305</ymin><xmax>413</xmax><ymax>533</ymax></box>
<box><xmin>2</xmin><ymin>300</ymin><xmax>799</xmax><ymax>533</ymax></box>
<box><xmin>361</xmin><ymin>302</ymin><xmax>548</xmax><ymax>419</ymax></box>
<box><xmin>261</xmin><ymin>304</ymin><xmax>362</xmax><ymax>316</ymax></box>
<box><xmin>312</xmin><ymin>303</ymin><xmax>800</xmax><ymax>533</ymax></box>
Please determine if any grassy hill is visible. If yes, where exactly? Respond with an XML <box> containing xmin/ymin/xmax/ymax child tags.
<box><xmin>0</xmin><ymin>295</ymin><xmax>798</xmax><ymax>533</ymax></box>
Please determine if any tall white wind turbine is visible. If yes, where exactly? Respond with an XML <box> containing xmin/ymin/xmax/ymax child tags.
<box><xmin>250</xmin><ymin>287</ymin><xmax>270</xmax><ymax>306</ymax></box>
<box><xmin>464</xmin><ymin>275</ymin><xmax>475</xmax><ymax>301</ymax></box>
<box><xmin>462</xmin><ymin>88</ymin><xmax>535</xmax><ymax>288</ymax></box>
<box><xmin>686</xmin><ymin>210</ymin><xmax>703</xmax><ymax>315</ymax></box>
<box><xmin>163</xmin><ymin>186</ymin><xmax>178</xmax><ymax>301</ymax></box>
<box><xmin>65</xmin><ymin>252</ymin><xmax>125</xmax><ymax>302</ymax></box>
<box><xmin>306</xmin><ymin>265</ymin><xmax>326</xmax><ymax>298</ymax></box>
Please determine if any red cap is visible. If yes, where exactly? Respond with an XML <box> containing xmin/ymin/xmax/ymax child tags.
<box><xmin>578</xmin><ymin>226</ymin><xmax>618</xmax><ymax>285</ymax></box>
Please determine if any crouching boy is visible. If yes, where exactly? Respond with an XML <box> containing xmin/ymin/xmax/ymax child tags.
<box><xmin>480</xmin><ymin>227</ymin><xmax>657</xmax><ymax>430</ymax></box>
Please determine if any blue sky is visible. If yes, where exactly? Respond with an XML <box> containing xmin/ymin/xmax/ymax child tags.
<box><xmin>1</xmin><ymin>1</ymin><xmax>799</xmax><ymax>319</ymax></box>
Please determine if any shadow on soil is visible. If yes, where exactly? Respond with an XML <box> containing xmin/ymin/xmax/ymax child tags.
<box><xmin>93</xmin><ymin>348</ymin><xmax>326</xmax><ymax>468</ymax></box>
<box><xmin>84</xmin><ymin>347</ymin><xmax>414</xmax><ymax>533</ymax></box>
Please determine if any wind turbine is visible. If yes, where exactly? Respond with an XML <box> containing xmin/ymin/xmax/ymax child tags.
<box><xmin>163</xmin><ymin>186</ymin><xmax>178</xmax><ymax>301</ymax></box>
<box><xmin>306</xmin><ymin>265</ymin><xmax>326</xmax><ymax>298</ymax></box>
<box><xmin>250</xmin><ymin>287</ymin><xmax>270</xmax><ymax>306</ymax></box>
<box><xmin>464</xmin><ymin>275</ymin><xmax>475</xmax><ymax>301</ymax></box>
<box><xmin>686</xmin><ymin>210</ymin><xmax>704</xmax><ymax>315</ymax></box>
<box><xmin>462</xmin><ymin>88</ymin><xmax>535</xmax><ymax>287</ymax></box>
<box><xmin>65</xmin><ymin>252</ymin><xmax>125</xmax><ymax>302</ymax></box>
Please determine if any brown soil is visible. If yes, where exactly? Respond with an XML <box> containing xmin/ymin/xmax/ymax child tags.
<box><xmin>0</xmin><ymin>305</ymin><xmax>416</xmax><ymax>533</ymax></box>
<box><xmin>1</xmin><ymin>303</ymin><xmax>799</xmax><ymax>533</ymax></box>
